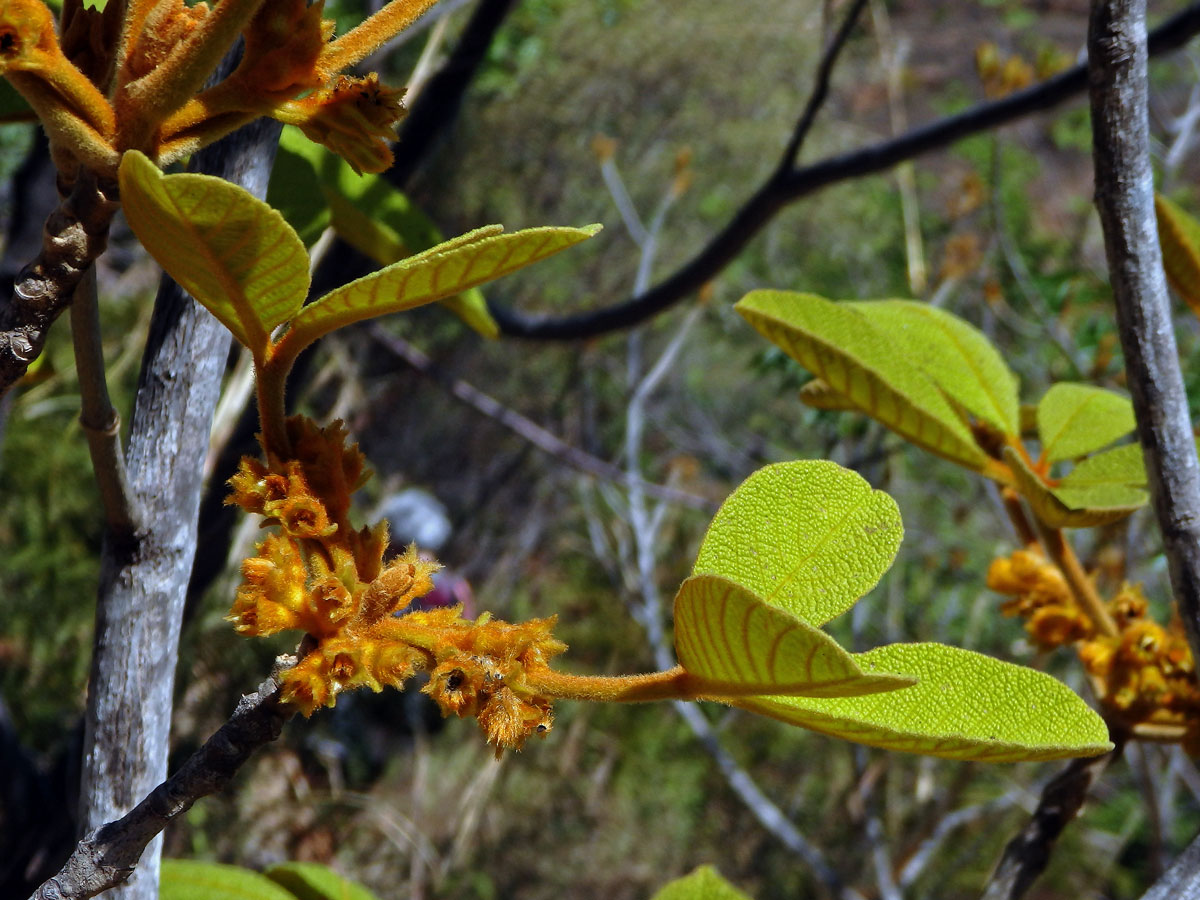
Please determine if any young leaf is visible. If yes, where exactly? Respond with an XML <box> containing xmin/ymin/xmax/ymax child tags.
<box><xmin>650</xmin><ymin>866</ymin><xmax>753</xmax><ymax>900</ymax></box>
<box><xmin>851</xmin><ymin>299</ymin><xmax>1020</xmax><ymax>435</ymax></box>
<box><xmin>737</xmin><ymin>291</ymin><xmax>987</xmax><ymax>470</ymax></box>
<box><xmin>1054</xmin><ymin>442</ymin><xmax>1149</xmax><ymax>510</ymax></box>
<box><xmin>736</xmin><ymin>643</ymin><xmax>1113</xmax><ymax>762</ymax></box>
<box><xmin>692</xmin><ymin>460</ymin><xmax>903</xmax><ymax>626</ymax></box>
<box><xmin>799</xmin><ymin>377</ymin><xmax>860</xmax><ymax>411</ymax></box>
<box><xmin>278</xmin><ymin>224</ymin><xmax>600</xmax><ymax>358</ymax></box>
<box><xmin>119</xmin><ymin>150</ymin><xmax>310</xmax><ymax>359</ymax></box>
<box><xmin>1156</xmin><ymin>192</ymin><xmax>1200</xmax><ymax>316</ymax></box>
<box><xmin>265</xmin><ymin>862</ymin><xmax>381</xmax><ymax>900</ymax></box>
<box><xmin>1037</xmin><ymin>383</ymin><xmax>1135</xmax><ymax>462</ymax></box>
<box><xmin>673</xmin><ymin>574</ymin><xmax>914</xmax><ymax>698</ymax></box>
<box><xmin>161</xmin><ymin>860</ymin><xmax>297</xmax><ymax>900</ymax></box>
<box><xmin>1004</xmin><ymin>446</ymin><xmax>1141</xmax><ymax>528</ymax></box>
<box><xmin>269</xmin><ymin>126</ymin><xmax>499</xmax><ymax>338</ymax></box>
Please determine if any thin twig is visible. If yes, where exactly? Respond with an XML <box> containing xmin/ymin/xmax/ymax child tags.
<box><xmin>28</xmin><ymin>673</ymin><xmax>294</xmax><ymax>900</ymax></box>
<box><xmin>490</xmin><ymin>2</ymin><xmax>1200</xmax><ymax>340</ymax></box>
<box><xmin>980</xmin><ymin>745</ymin><xmax>1122</xmax><ymax>900</ymax></box>
<box><xmin>69</xmin><ymin>265</ymin><xmax>142</xmax><ymax>537</ymax></box>
<box><xmin>1032</xmin><ymin>517</ymin><xmax>1119</xmax><ymax>637</ymax></box>
<box><xmin>368</xmin><ymin>326</ymin><xmax>715</xmax><ymax>512</ymax></box>
<box><xmin>1089</xmin><ymin>0</ymin><xmax>1200</xmax><ymax>666</ymax></box>
<box><xmin>778</xmin><ymin>0</ymin><xmax>870</xmax><ymax>171</ymax></box>
<box><xmin>1138</xmin><ymin>827</ymin><xmax>1200</xmax><ymax>899</ymax></box>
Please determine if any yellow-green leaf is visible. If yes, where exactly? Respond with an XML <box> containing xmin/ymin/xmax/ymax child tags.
<box><xmin>736</xmin><ymin>643</ymin><xmax>1113</xmax><ymax>762</ymax></box>
<box><xmin>650</xmin><ymin>866</ymin><xmax>753</xmax><ymax>900</ymax></box>
<box><xmin>281</xmin><ymin>225</ymin><xmax>599</xmax><ymax>356</ymax></box>
<box><xmin>851</xmin><ymin>300</ymin><xmax>1020</xmax><ymax>435</ymax></box>
<box><xmin>1156</xmin><ymin>192</ymin><xmax>1200</xmax><ymax>316</ymax></box>
<box><xmin>692</xmin><ymin>460</ymin><xmax>903</xmax><ymax>626</ymax></box>
<box><xmin>1037</xmin><ymin>382</ymin><xmax>1135</xmax><ymax>463</ymax></box>
<box><xmin>737</xmin><ymin>291</ymin><xmax>987</xmax><ymax>470</ymax></box>
<box><xmin>1004</xmin><ymin>446</ymin><xmax>1140</xmax><ymax>528</ymax></box>
<box><xmin>674</xmin><ymin>574</ymin><xmax>914</xmax><ymax>698</ymax></box>
<box><xmin>269</xmin><ymin>125</ymin><xmax>499</xmax><ymax>338</ymax></box>
<box><xmin>161</xmin><ymin>860</ymin><xmax>297</xmax><ymax>900</ymax></box>
<box><xmin>1054</xmin><ymin>442</ymin><xmax>1149</xmax><ymax>511</ymax></box>
<box><xmin>799</xmin><ymin>378</ymin><xmax>860</xmax><ymax>411</ymax></box>
<box><xmin>265</xmin><ymin>862</ymin><xmax>380</xmax><ymax>900</ymax></box>
<box><xmin>119</xmin><ymin>150</ymin><xmax>309</xmax><ymax>359</ymax></box>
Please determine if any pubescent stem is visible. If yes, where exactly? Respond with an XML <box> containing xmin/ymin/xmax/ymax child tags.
<box><xmin>523</xmin><ymin>665</ymin><xmax>825</xmax><ymax>705</ymax></box>
<box><xmin>255</xmin><ymin>358</ymin><xmax>292</xmax><ymax>459</ymax></box>
<box><xmin>1032</xmin><ymin>517</ymin><xmax>1119</xmax><ymax>638</ymax></box>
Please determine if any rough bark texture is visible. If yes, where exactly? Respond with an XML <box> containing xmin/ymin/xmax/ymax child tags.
<box><xmin>30</xmin><ymin>676</ymin><xmax>292</xmax><ymax>900</ymax></box>
<box><xmin>1088</xmin><ymin>0</ymin><xmax>1200</xmax><ymax>663</ymax></box>
<box><xmin>76</xmin><ymin>115</ymin><xmax>282</xmax><ymax>900</ymax></box>
<box><xmin>1139</xmin><ymin>828</ymin><xmax>1200</xmax><ymax>899</ymax></box>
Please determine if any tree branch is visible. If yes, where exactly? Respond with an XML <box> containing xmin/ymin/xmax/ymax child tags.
<box><xmin>1090</xmin><ymin>0</ymin><xmax>1200</xmax><ymax>665</ymax></box>
<box><xmin>490</xmin><ymin>1</ymin><xmax>1200</xmax><ymax>340</ymax></box>
<box><xmin>980</xmin><ymin>745</ymin><xmax>1121</xmax><ymax>900</ymax></box>
<box><xmin>28</xmin><ymin>674</ymin><xmax>294</xmax><ymax>900</ymax></box>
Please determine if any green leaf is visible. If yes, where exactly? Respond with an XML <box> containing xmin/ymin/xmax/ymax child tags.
<box><xmin>1037</xmin><ymin>383</ymin><xmax>1135</xmax><ymax>463</ymax></box>
<box><xmin>118</xmin><ymin>150</ymin><xmax>310</xmax><ymax>359</ymax></box>
<box><xmin>1156</xmin><ymin>193</ymin><xmax>1200</xmax><ymax>316</ymax></box>
<box><xmin>1004</xmin><ymin>446</ymin><xmax>1140</xmax><ymax>528</ymax></box>
<box><xmin>270</xmin><ymin>126</ymin><xmax>499</xmax><ymax>338</ymax></box>
<box><xmin>799</xmin><ymin>378</ymin><xmax>860</xmax><ymax>411</ymax></box>
<box><xmin>1054</xmin><ymin>442</ymin><xmax>1149</xmax><ymax>511</ymax></box>
<box><xmin>161</xmin><ymin>860</ymin><xmax>297</xmax><ymax>900</ymax></box>
<box><xmin>851</xmin><ymin>300</ymin><xmax>1020</xmax><ymax>435</ymax></box>
<box><xmin>282</xmin><ymin>224</ymin><xmax>600</xmax><ymax>355</ymax></box>
<box><xmin>692</xmin><ymin>460</ymin><xmax>903</xmax><ymax>626</ymax></box>
<box><xmin>266</xmin><ymin>141</ymin><xmax>331</xmax><ymax>247</ymax></box>
<box><xmin>673</xmin><ymin>574</ymin><xmax>914</xmax><ymax>697</ymax></box>
<box><xmin>735</xmin><ymin>643</ymin><xmax>1113</xmax><ymax>762</ymax></box>
<box><xmin>737</xmin><ymin>291</ymin><xmax>987</xmax><ymax>470</ymax></box>
<box><xmin>650</xmin><ymin>866</ymin><xmax>753</xmax><ymax>900</ymax></box>
<box><xmin>265</xmin><ymin>862</ymin><xmax>380</xmax><ymax>900</ymax></box>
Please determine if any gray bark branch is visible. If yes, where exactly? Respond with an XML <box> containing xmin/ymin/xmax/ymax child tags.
<box><xmin>1088</xmin><ymin>1</ymin><xmax>1200</xmax><ymax>662</ymax></box>
<box><xmin>29</xmin><ymin>675</ymin><xmax>293</xmax><ymax>900</ymax></box>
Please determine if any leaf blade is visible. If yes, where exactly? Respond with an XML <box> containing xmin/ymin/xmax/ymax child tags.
<box><xmin>736</xmin><ymin>643</ymin><xmax>1113</xmax><ymax>762</ymax></box>
<box><xmin>737</xmin><ymin>291</ymin><xmax>987</xmax><ymax>469</ymax></box>
<box><xmin>283</xmin><ymin>225</ymin><xmax>599</xmax><ymax>353</ymax></box>
<box><xmin>674</xmin><ymin>574</ymin><xmax>913</xmax><ymax>697</ymax></box>
<box><xmin>851</xmin><ymin>299</ymin><xmax>1020</xmax><ymax>435</ymax></box>
<box><xmin>1037</xmin><ymin>382</ymin><xmax>1135</xmax><ymax>463</ymax></box>
<box><xmin>692</xmin><ymin>460</ymin><xmax>903</xmax><ymax>626</ymax></box>
<box><xmin>1156</xmin><ymin>192</ymin><xmax>1200</xmax><ymax>316</ymax></box>
<box><xmin>161</xmin><ymin>860</ymin><xmax>298</xmax><ymax>900</ymax></box>
<box><xmin>119</xmin><ymin>150</ymin><xmax>310</xmax><ymax>358</ymax></box>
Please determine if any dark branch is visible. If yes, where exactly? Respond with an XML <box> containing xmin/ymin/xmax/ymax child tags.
<box><xmin>980</xmin><ymin>745</ymin><xmax>1120</xmax><ymax>900</ymax></box>
<box><xmin>388</xmin><ymin>0</ymin><xmax>519</xmax><ymax>190</ymax></box>
<box><xmin>490</xmin><ymin>2</ymin><xmax>1200</xmax><ymax>340</ymax></box>
<box><xmin>1089</xmin><ymin>0</ymin><xmax>1200</xmax><ymax>665</ymax></box>
<box><xmin>29</xmin><ymin>675</ymin><xmax>293</xmax><ymax>900</ymax></box>
<box><xmin>778</xmin><ymin>0</ymin><xmax>870</xmax><ymax>171</ymax></box>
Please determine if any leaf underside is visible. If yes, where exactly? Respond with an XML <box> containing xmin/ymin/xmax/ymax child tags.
<box><xmin>1156</xmin><ymin>192</ymin><xmax>1200</xmax><ymax>317</ymax></box>
<box><xmin>735</xmin><ymin>643</ymin><xmax>1113</xmax><ymax>762</ymax></box>
<box><xmin>119</xmin><ymin>150</ymin><xmax>310</xmax><ymax>359</ymax></box>
<box><xmin>674</xmin><ymin>574</ymin><xmax>913</xmax><ymax>697</ymax></box>
<box><xmin>737</xmin><ymin>291</ymin><xmax>988</xmax><ymax>470</ymax></box>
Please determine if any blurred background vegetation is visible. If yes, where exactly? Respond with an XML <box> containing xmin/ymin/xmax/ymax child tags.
<box><xmin>4</xmin><ymin>0</ymin><xmax>1200</xmax><ymax>897</ymax></box>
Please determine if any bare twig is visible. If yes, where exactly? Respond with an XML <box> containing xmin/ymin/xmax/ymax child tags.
<box><xmin>368</xmin><ymin>326</ymin><xmax>715</xmax><ymax>512</ymax></box>
<box><xmin>980</xmin><ymin>746</ymin><xmax>1121</xmax><ymax>900</ymax></box>
<box><xmin>1090</xmin><ymin>0</ymin><xmax>1200</xmax><ymax>665</ymax></box>
<box><xmin>490</xmin><ymin>2</ymin><xmax>1200</xmax><ymax>340</ymax></box>
<box><xmin>29</xmin><ymin>674</ymin><xmax>294</xmax><ymax>900</ymax></box>
<box><xmin>1138</xmin><ymin>827</ymin><xmax>1200</xmax><ymax>899</ymax></box>
<box><xmin>69</xmin><ymin>266</ymin><xmax>142</xmax><ymax>536</ymax></box>
<box><xmin>898</xmin><ymin>794</ymin><xmax>1021</xmax><ymax>888</ymax></box>
<box><xmin>0</xmin><ymin>169</ymin><xmax>120</xmax><ymax>398</ymax></box>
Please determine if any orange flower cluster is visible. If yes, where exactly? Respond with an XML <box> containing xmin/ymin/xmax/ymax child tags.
<box><xmin>226</xmin><ymin>415</ymin><xmax>566</xmax><ymax>755</ymax></box>
<box><xmin>987</xmin><ymin>547</ymin><xmax>1093</xmax><ymax>649</ymax></box>
<box><xmin>989</xmin><ymin>546</ymin><xmax>1200</xmax><ymax>747</ymax></box>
